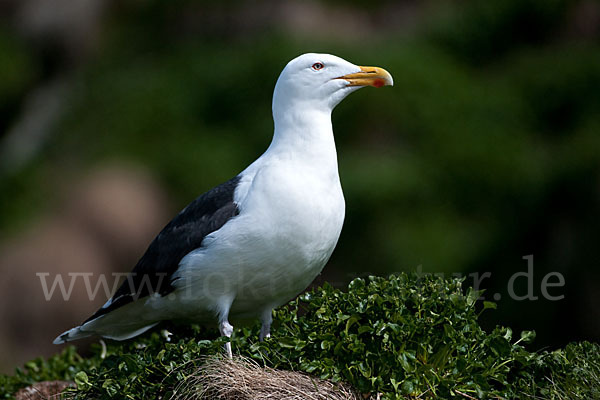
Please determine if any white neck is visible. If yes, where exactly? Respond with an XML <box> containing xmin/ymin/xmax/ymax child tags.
<box><xmin>265</xmin><ymin>105</ymin><xmax>338</xmax><ymax>173</ymax></box>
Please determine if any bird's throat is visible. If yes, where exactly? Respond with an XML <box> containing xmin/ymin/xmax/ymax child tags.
<box><xmin>269</xmin><ymin>109</ymin><xmax>337</xmax><ymax>167</ymax></box>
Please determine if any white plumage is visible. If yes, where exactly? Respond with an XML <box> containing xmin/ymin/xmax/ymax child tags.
<box><xmin>53</xmin><ymin>53</ymin><xmax>393</xmax><ymax>355</ymax></box>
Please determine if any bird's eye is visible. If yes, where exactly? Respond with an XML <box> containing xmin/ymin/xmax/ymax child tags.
<box><xmin>312</xmin><ymin>62</ymin><xmax>324</xmax><ymax>71</ymax></box>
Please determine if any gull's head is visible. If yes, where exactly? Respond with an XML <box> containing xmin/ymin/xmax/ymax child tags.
<box><xmin>273</xmin><ymin>53</ymin><xmax>393</xmax><ymax>115</ymax></box>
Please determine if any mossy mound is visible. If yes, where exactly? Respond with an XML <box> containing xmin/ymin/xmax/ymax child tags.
<box><xmin>2</xmin><ymin>274</ymin><xmax>599</xmax><ymax>399</ymax></box>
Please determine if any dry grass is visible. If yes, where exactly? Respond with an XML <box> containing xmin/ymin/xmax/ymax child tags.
<box><xmin>14</xmin><ymin>381</ymin><xmax>74</xmax><ymax>400</ymax></box>
<box><xmin>171</xmin><ymin>356</ymin><xmax>364</xmax><ymax>400</ymax></box>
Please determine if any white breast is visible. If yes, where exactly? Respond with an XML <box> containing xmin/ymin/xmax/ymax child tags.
<box><xmin>244</xmin><ymin>158</ymin><xmax>344</xmax><ymax>251</ymax></box>
<box><xmin>173</xmin><ymin>155</ymin><xmax>344</xmax><ymax>319</ymax></box>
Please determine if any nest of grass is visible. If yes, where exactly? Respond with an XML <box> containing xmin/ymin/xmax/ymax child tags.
<box><xmin>171</xmin><ymin>356</ymin><xmax>363</xmax><ymax>400</ymax></box>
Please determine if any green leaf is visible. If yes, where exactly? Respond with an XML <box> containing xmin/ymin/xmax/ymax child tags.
<box><xmin>520</xmin><ymin>330</ymin><xmax>536</xmax><ymax>344</ymax></box>
<box><xmin>74</xmin><ymin>371</ymin><xmax>90</xmax><ymax>389</ymax></box>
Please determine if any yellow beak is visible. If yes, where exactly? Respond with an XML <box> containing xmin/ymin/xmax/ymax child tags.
<box><xmin>337</xmin><ymin>66</ymin><xmax>394</xmax><ymax>88</ymax></box>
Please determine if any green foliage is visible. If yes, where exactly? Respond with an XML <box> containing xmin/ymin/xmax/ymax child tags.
<box><xmin>2</xmin><ymin>274</ymin><xmax>599</xmax><ymax>399</ymax></box>
<box><xmin>242</xmin><ymin>275</ymin><xmax>599</xmax><ymax>399</ymax></box>
<box><xmin>0</xmin><ymin>346</ymin><xmax>95</xmax><ymax>398</ymax></box>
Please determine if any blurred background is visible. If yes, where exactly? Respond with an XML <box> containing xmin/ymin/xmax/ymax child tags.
<box><xmin>1</xmin><ymin>0</ymin><xmax>599</xmax><ymax>374</ymax></box>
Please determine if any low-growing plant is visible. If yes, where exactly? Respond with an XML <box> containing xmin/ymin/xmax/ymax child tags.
<box><xmin>2</xmin><ymin>274</ymin><xmax>599</xmax><ymax>399</ymax></box>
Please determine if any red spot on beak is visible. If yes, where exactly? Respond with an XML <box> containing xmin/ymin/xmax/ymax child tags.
<box><xmin>373</xmin><ymin>79</ymin><xmax>385</xmax><ymax>88</ymax></box>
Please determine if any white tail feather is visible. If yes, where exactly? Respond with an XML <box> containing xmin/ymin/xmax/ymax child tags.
<box><xmin>53</xmin><ymin>326</ymin><xmax>91</xmax><ymax>344</ymax></box>
<box><xmin>52</xmin><ymin>322</ymin><xmax>159</xmax><ymax>344</ymax></box>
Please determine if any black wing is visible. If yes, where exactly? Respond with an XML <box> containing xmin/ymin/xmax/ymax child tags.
<box><xmin>85</xmin><ymin>175</ymin><xmax>241</xmax><ymax>322</ymax></box>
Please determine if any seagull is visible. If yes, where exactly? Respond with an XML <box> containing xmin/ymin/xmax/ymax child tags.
<box><xmin>53</xmin><ymin>53</ymin><xmax>393</xmax><ymax>356</ymax></box>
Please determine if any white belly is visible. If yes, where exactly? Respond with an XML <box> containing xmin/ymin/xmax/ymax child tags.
<box><xmin>172</xmin><ymin>162</ymin><xmax>345</xmax><ymax>319</ymax></box>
